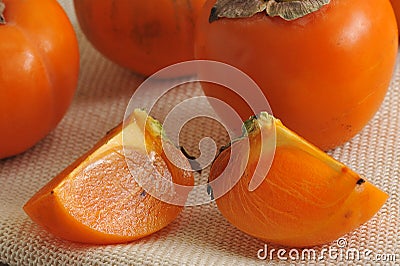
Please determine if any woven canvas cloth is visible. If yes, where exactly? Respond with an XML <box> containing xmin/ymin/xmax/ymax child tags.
<box><xmin>1</xmin><ymin>1</ymin><xmax>399</xmax><ymax>265</ymax></box>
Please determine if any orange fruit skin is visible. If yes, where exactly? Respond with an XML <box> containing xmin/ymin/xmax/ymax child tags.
<box><xmin>0</xmin><ymin>0</ymin><xmax>79</xmax><ymax>159</ymax></box>
<box><xmin>390</xmin><ymin>0</ymin><xmax>400</xmax><ymax>35</ymax></box>
<box><xmin>74</xmin><ymin>0</ymin><xmax>206</xmax><ymax>76</ymax></box>
<box><xmin>209</xmin><ymin>117</ymin><xmax>388</xmax><ymax>247</ymax></box>
<box><xmin>195</xmin><ymin>0</ymin><xmax>398</xmax><ymax>150</ymax></box>
<box><xmin>24</xmin><ymin>120</ymin><xmax>194</xmax><ymax>244</ymax></box>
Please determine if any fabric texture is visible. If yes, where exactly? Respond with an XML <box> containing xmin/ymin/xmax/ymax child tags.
<box><xmin>0</xmin><ymin>1</ymin><xmax>399</xmax><ymax>265</ymax></box>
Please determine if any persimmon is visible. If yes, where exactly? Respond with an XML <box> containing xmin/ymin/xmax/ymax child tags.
<box><xmin>24</xmin><ymin>110</ymin><xmax>194</xmax><ymax>244</ymax></box>
<box><xmin>209</xmin><ymin>113</ymin><xmax>388</xmax><ymax>247</ymax></box>
<box><xmin>74</xmin><ymin>0</ymin><xmax>206</xmax><ymax>76</ymax></box>
<box><xmin>0</xmin><ymin>0</ymin><xmax>79</xmax><ymax>159</ymax></box>
<box><xmin>195</xmin><ymin>0</ymin><xmax>398</xmax><ymax>150</ymax></box>
<box><xmin>390</xmin><ymin>0</ymin><xmax>400</xmax><ymax>35</ymax></box>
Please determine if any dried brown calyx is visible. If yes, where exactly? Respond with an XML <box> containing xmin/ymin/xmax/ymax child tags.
<box><xmin>0</xmin><ymin>0</ymin><xmax>5</xmax><ymax>24</ymax></box>
<box><xmin>209</xmin><ymin>0</ymin><xmax>330</xmax><ymax>22</ymax></box>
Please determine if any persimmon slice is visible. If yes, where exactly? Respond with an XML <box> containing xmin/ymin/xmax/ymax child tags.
<box><xmin>23</xmin><ymin>110</ymin><xmax>194</xmax><ymax>244</ymax></box>
<box><xmin>209</xmin><ymin>113</ymin><xmax>388</xmax><ymax>247</ymax></box>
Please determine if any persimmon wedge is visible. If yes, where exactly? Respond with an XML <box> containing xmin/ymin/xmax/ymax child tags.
<box><xmin>209</xmin><ymin>113</ymin><xmax>388</xmax><ymax>247</ymax></box>
<box><xmin>23</xmin><ymin>110</ymin><xmax>194</xmax><ymax>244</ymax></box>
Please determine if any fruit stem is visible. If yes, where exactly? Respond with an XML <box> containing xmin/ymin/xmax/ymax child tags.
<box><xmin>0</xmin><ymin>0</ymin><xmax>5</xmax><ymax>24</ymax></box>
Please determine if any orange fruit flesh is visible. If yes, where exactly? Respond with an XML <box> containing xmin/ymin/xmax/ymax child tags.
<box><xmin>24</xmin><ymin>110</ymin><xmax>194</xmax><ymax>244</ymax></box>
<box><xmin>210</xmin><ymin>113</ymin><xmax>388</xmax><ymax>247</ymax></box>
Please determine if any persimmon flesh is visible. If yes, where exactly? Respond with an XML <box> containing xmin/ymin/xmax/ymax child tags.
<box><xmin>24</xmin><ymin>110</ymin><xmax>194</xmax><ymax>244</ymax></box>
<box><xmin>209</xmin><ymin>113</ymin><xmax>388</xmax><ymax>247</ymax></box>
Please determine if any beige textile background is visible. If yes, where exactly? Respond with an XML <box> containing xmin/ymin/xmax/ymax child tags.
<box><xmin>1</xmin><ymin>1</ymin><xmax>399</xmax><ymax>265</ymax></box>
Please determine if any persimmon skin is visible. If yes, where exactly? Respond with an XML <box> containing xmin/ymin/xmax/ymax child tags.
<box><xmin>390</xmin><ymin>0</ymin><xmax>400</xmax><ymax>35</ymax></box>
<box><xmin>74</xmin><ymin>0</ymin><xmax>206</xmax><ymax>76</ymax></box>
<box><xmin>195</xmin><ymin>0</ymin><xmax>398</xmax><ymax>150</ymax></box>
<box><xmin>0</xmin><ymin>0</ymin><xmax>79</xmax><ymax>159</ymax></box>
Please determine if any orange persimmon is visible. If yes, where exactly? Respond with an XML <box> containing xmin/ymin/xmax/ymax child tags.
<box><xmin>209</xmin><ymin>113</ymin><xmax>388</xmax><ymax>247</ymax></box>
<box><xmin>390</xmin><ymin>0</ymin><xmax>400</xmax><ymax>35</ymax></box>
<box><xmin>0</xmin><ymin>0</ymin><xmax>79</xmax><ymax>159</ymax></box>
<box><xmin>74</xmin><ymin>0</ymin><xmax>206</xmax><ymax>76</ymax></box>
<box><xmin>195</xmin><ymin>0</ymin><xmax>398</xmax><ymax>150</ymax></box>
<box><xmin>24</xmin><ymin>110</ymin><xmax>194</xmax><ymax>244</ymax></box>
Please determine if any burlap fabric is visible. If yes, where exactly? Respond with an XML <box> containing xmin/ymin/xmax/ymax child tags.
<box><xmin>0</xmin><ymin>1</ymin><xmax>399</xmax><ymax>265</ymax></box>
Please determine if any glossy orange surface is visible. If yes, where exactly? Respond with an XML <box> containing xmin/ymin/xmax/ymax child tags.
<box><xmin>196</xmin><ymin>0</ymin><xmax>398</xmax><ymax>150</ymax></box>
<box><xmin>0</xmin><ymin>0</ymin><xmax>79</xmax><ymax>158</ymax></box>
<box><xmin>74</xmin><ymin>0</ymin><xmax>206</xmax><ymax>76</ymax></box>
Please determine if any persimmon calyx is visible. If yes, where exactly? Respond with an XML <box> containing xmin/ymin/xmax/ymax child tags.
<box><xmin>215</xmin><ymin>112</ymin><xmax>274</xmax><ymax>158</ymax></box>
<box><xmin>0</xmin><ymin>1</ymin><xmax>5</xmax><ymax>24</ymax></box>
<box><xmin>209</xmin><ymin>0</ymin><xmax>330</xmax><ymax>22</ymax></box>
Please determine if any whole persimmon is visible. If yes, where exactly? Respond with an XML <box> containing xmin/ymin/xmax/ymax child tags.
<box><xmin>195</xmin><ymin>0</ymin><xmax>398</xmax><ymax>150</ymax></box>
<box><xmin>74</xmin><ymin>0</ymin><xmax>206</xmax><ymax>76</ymax></box>
<box><xmin>0</xmin><ymin>0</ymin><xmax>79</xmax><ymax>159</ymax></box>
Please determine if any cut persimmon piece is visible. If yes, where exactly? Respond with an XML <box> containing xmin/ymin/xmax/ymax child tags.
<box><xmin>209</xmin><ymin>113</ymin><xmax>388</xmax><ymax>247</ymax></box>
<box><xmin>23</xmin><ymin>109</ymin><xmax>194</xmax><ymax>244</ymax></box>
